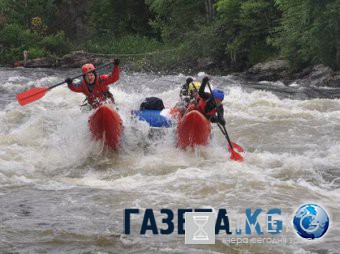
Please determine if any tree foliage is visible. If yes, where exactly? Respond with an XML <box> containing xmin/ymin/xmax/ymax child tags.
<box><xmin>92</xmin><ymin>0</ymin><xmax>154</xmax><ymax>36</ymax></box>
<box><xmin>215</xmin><ymin>0</ymin><xmax>281</xmax><ymax>67</ymax></box>
<box><xmin>274</xmin><ymin>0</ymin><xmax>340</xmax><ymax>70</ymax></box>
<box><xmin>145</xmin><ymin>0</ymin><xmax>207</xmax><ymax>42</ymax></box>
<box><xmin>0</xmin><ymin>0</ymin><xmax>57</xmax><ymax>30</ymax></box>
<box><xmin>0</xmin><ymin>0</ymin><xmax>338</xmax><ymax>70</ymax></box>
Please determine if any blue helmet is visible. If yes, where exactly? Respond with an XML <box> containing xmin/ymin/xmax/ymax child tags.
<box><xmin>212</xmin><ymin>89</ymin><xmax>224</xmax><ymax>101</ymax></box>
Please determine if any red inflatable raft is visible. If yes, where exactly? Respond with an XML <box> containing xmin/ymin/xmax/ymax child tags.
<box><xmin>88</xmin><ymin>105</ymin><xmax>123</xmax><ymax>149</ymax></box>
<box><xmin>176</xmin><ymin>110</ymin><xmax>211</xmax><ymax>148</ymax></box>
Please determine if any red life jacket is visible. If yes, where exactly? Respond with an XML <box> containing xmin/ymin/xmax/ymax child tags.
<box><xmin>69</xmin><ymin>67</ymin><xmax>119</xmax><ymax>109</ymax></box>
<box><xmin>195</xmin><ymin>98</ymin><xmax>217</xmax><ymax>118</ymax></box>
<box><xmin>79</xmin><ymin>77</ymin><xmax>110</xmax><ymax>108</ymax></box>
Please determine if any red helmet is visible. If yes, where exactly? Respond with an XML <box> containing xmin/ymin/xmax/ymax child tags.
<box><xmin>81</xmin><ymin>63</ymin><xmax>95</xmax><ymax>74</ymax></box>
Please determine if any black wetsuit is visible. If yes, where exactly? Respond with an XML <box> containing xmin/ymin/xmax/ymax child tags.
<box><xmin>180</xmin><ymin>83</ymin><xmax>189</xmax><ymax>98</ymax></box>
<box><xmin>198</xmin><ymin>79</ymin><xmax>225</xmax><ymax>123</ymax></box>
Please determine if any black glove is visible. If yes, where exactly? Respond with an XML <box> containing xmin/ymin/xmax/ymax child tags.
<box><xmin>65</xmin><ymin>78</ymin><xmax>73</xmax><ymax>85</ymax></box>
<box><xmin>114</xmin><ymin>58</ymin><xmax>120</xmax><ymax>66</ymax></box>
<box><xmin>202</xmin><ymin>76</ymin><xmax>209</xmax><ymax>84</ymax></box>
<box><xmin>210</xmin><ymin>115</ymin><xmax>218</xmax><ymax>123</ymax></box>
<box><xmin>219</xmin><ymin>118</ymin><xmax>226</xmax><ymax>126</ymax></box>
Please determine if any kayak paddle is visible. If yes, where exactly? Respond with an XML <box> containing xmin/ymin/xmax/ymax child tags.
<box><xmin>16</xmin><ymin>61</ymin><xmax>116</xmax><ymax>106</ymax></box>
<box><xmin>216</xmin><ymin>123</ymin><xmax>244</xmax><ymax>153</ymax></box>
<box><xmin>217</xmin><ymin>122</ymin><xmax>244</xmax><ymax>161</ymax></box>
<box><xmin>206</xmin><ymin>80</ymin><xmax>244</xmax><ymax>161</ymax></box>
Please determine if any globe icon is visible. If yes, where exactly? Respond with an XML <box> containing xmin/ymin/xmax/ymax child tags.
<box><xmin>293</xmin><ymin>204</ymin><xmax>329</xmax><ymax>239</ymax></box>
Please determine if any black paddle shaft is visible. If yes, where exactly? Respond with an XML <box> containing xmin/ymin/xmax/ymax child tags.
<box><xmin>48</xmin><ymin>61</ymin><xmax>115</xmax><ymax>90</ymax></box>
<box><xmin>206</xmin><ymin>80</ymin><xmax>234</xmax><ymax>150</ymax></box>
<box><xmin>217</xmin><ymin>122</ymin><xmax>234</xmax><ymax>149</ymax></box>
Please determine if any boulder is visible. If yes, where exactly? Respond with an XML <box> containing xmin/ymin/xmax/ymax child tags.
<box><xmin>20</xmin><ymin>51</ymin><xmax>112</xmax><ymax>68</ymax></box>
<box><xmin>328</xmin><ymin>72</ymin><xmax>340</xmax><ymax>88</ymax></box>
<box><xmin>245</xmin><ymin>60</ymin><xmax>339</xmax><ymax>87</ymax></box>
<box><xmin>246</xmin><ymin>60</ymin><xmax>290</xmax><ymax>81</ymax></box>
<box><xmin>297</xmin><ymin>64</ymin><xmax>339</xmax><ymax>87</ymax></box>
<box><xmin>24</xmin><ymin>57</ymin><xmax>57</xmax><ymax>68</ymax></box>
<box><xmin>58</xmin><ymin>51</ymin><xmax>110</xmax><ymax>68</ymax></box>
<box><xmin>308</xmin><ymin>64</ymin><xmax>333</xmax><ymax>86</ymax></box>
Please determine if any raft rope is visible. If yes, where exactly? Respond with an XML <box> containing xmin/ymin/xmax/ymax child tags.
<box><xmin>71</xmin><ymin>48</ymin><xmax>180</xmax><ymax>57</ymax></box>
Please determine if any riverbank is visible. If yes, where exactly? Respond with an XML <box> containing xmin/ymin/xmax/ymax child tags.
<box><xmin>11</xmin><ymin>51</ymin><xmax>340</xmax><ymax>89</ymax></box>
<box><xmin>241</xmin><ymin>60</ymin><xmax>340</xmax><ymax>88</ymax></box>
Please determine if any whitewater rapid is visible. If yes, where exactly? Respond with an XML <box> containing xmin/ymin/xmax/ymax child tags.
<box><xmin>0</xmin><ymin>67</ymin><xmax>339</xmax><ymax>253</ymax></box>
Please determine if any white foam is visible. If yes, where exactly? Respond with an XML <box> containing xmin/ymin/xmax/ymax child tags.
<box><xmin>1</xmin><ymin>69</ymin><xmax>340</xmax><ymax>253</ymax></box>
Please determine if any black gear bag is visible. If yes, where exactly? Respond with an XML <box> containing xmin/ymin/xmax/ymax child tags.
<box><xmin>140</xmin><ymin>97</ymin><xmax>165</xmax><ymax>111</ymax></box>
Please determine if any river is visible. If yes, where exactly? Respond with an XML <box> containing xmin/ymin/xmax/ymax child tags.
<box><xmin>0</xmin><ymin>67</ymin><xmax>339</xmax><ymax>253</ymax></box>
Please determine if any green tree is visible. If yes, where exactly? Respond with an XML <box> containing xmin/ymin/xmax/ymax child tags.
<box><xmin>0</xmin><ymin>0</ymin><xmax>57</xmax><ymax>30</ymax></box>
<box><xmin>52</xmin><ymin>0</ymin><xmax>94</xmax><ymax>40</ymax></box>
<box><xmin>145</xmin><ymin>0</ymin><xmax>207</xmax><ymax>42</ymax></box>
<box><xmin>91</xmin><ymin>0</ymin><xmax>154</xmax><ymax>37</ymax></box>
<box><xmin>274</xmin><ymin>0</ymin><xmax>340</xmax><ymax>70</ymax></box>
<box><xmin>216</xmin><ymin>0</ymin><xmax>280</xmax><ymax>67</ymax></box>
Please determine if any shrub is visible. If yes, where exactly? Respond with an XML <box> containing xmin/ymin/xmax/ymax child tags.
<box><xmin>40</xmin><ymin>31</ymin><xmax>71</xmax><ymax>55</ymax></box>
<box><xmin>26</xmin><ymin>47</ymin><xmax>46</xmax><ymax>59</ymax></box>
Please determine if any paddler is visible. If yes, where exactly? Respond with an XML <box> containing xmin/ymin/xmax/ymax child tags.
<box><xmin>187</xmin><ymin>76</ymin><xmax>226</xmax><ymax>125</ymax></box>
<box><xmin>180</xmin><ymin>77</ymin><xmax>202</xmax><ymax>103</ymax></box>
<box><xmin>174</xmin><ymin>77</ymin><xmax>202</xmax><ymax>116</ymax></box>
<box><xmin>65</xmin><ymin>59</ymin><xmax>120</xmax><ymax>109</ymax></box>
<box><xmin>179</xmin><ymin>77</ymin><xmax>193</xmax><ymax>100</ymax></box>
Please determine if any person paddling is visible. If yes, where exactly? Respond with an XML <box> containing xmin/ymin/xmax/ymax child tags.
<box><xmin>65</xmin><ymin>59</ymin><xmax>120</xmax><ymax>109</ymax></box>
<box><xmin>187</xmin><ymin>76</ymin><xmax>226</xmax><ymax>125</ymax></box>
<box><xmin>179</xmin><ymin>77</ymin><xmax>193</xmax><ymax>100</ymax></box>
<box><xmin>173</xmin><ymin>77</ymin><xmax>202</xmax><ymax>116</ymax></box>
<box><xmin>180</xmin><ymin>77</ymin><xmax>202</xmax><ymax>103</ymax></box>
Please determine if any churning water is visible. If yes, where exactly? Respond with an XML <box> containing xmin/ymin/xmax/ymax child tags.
<box><xmin>0</xmin><ymin>67</ymin><xmax>339</xmax><ymax>253</ymax></box>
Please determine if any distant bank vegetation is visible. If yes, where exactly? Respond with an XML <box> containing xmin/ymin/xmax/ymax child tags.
<box><xmin>0</xmin><ymin>0</ymin><xmax>339</xmax><ymax>71</ymax></box>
